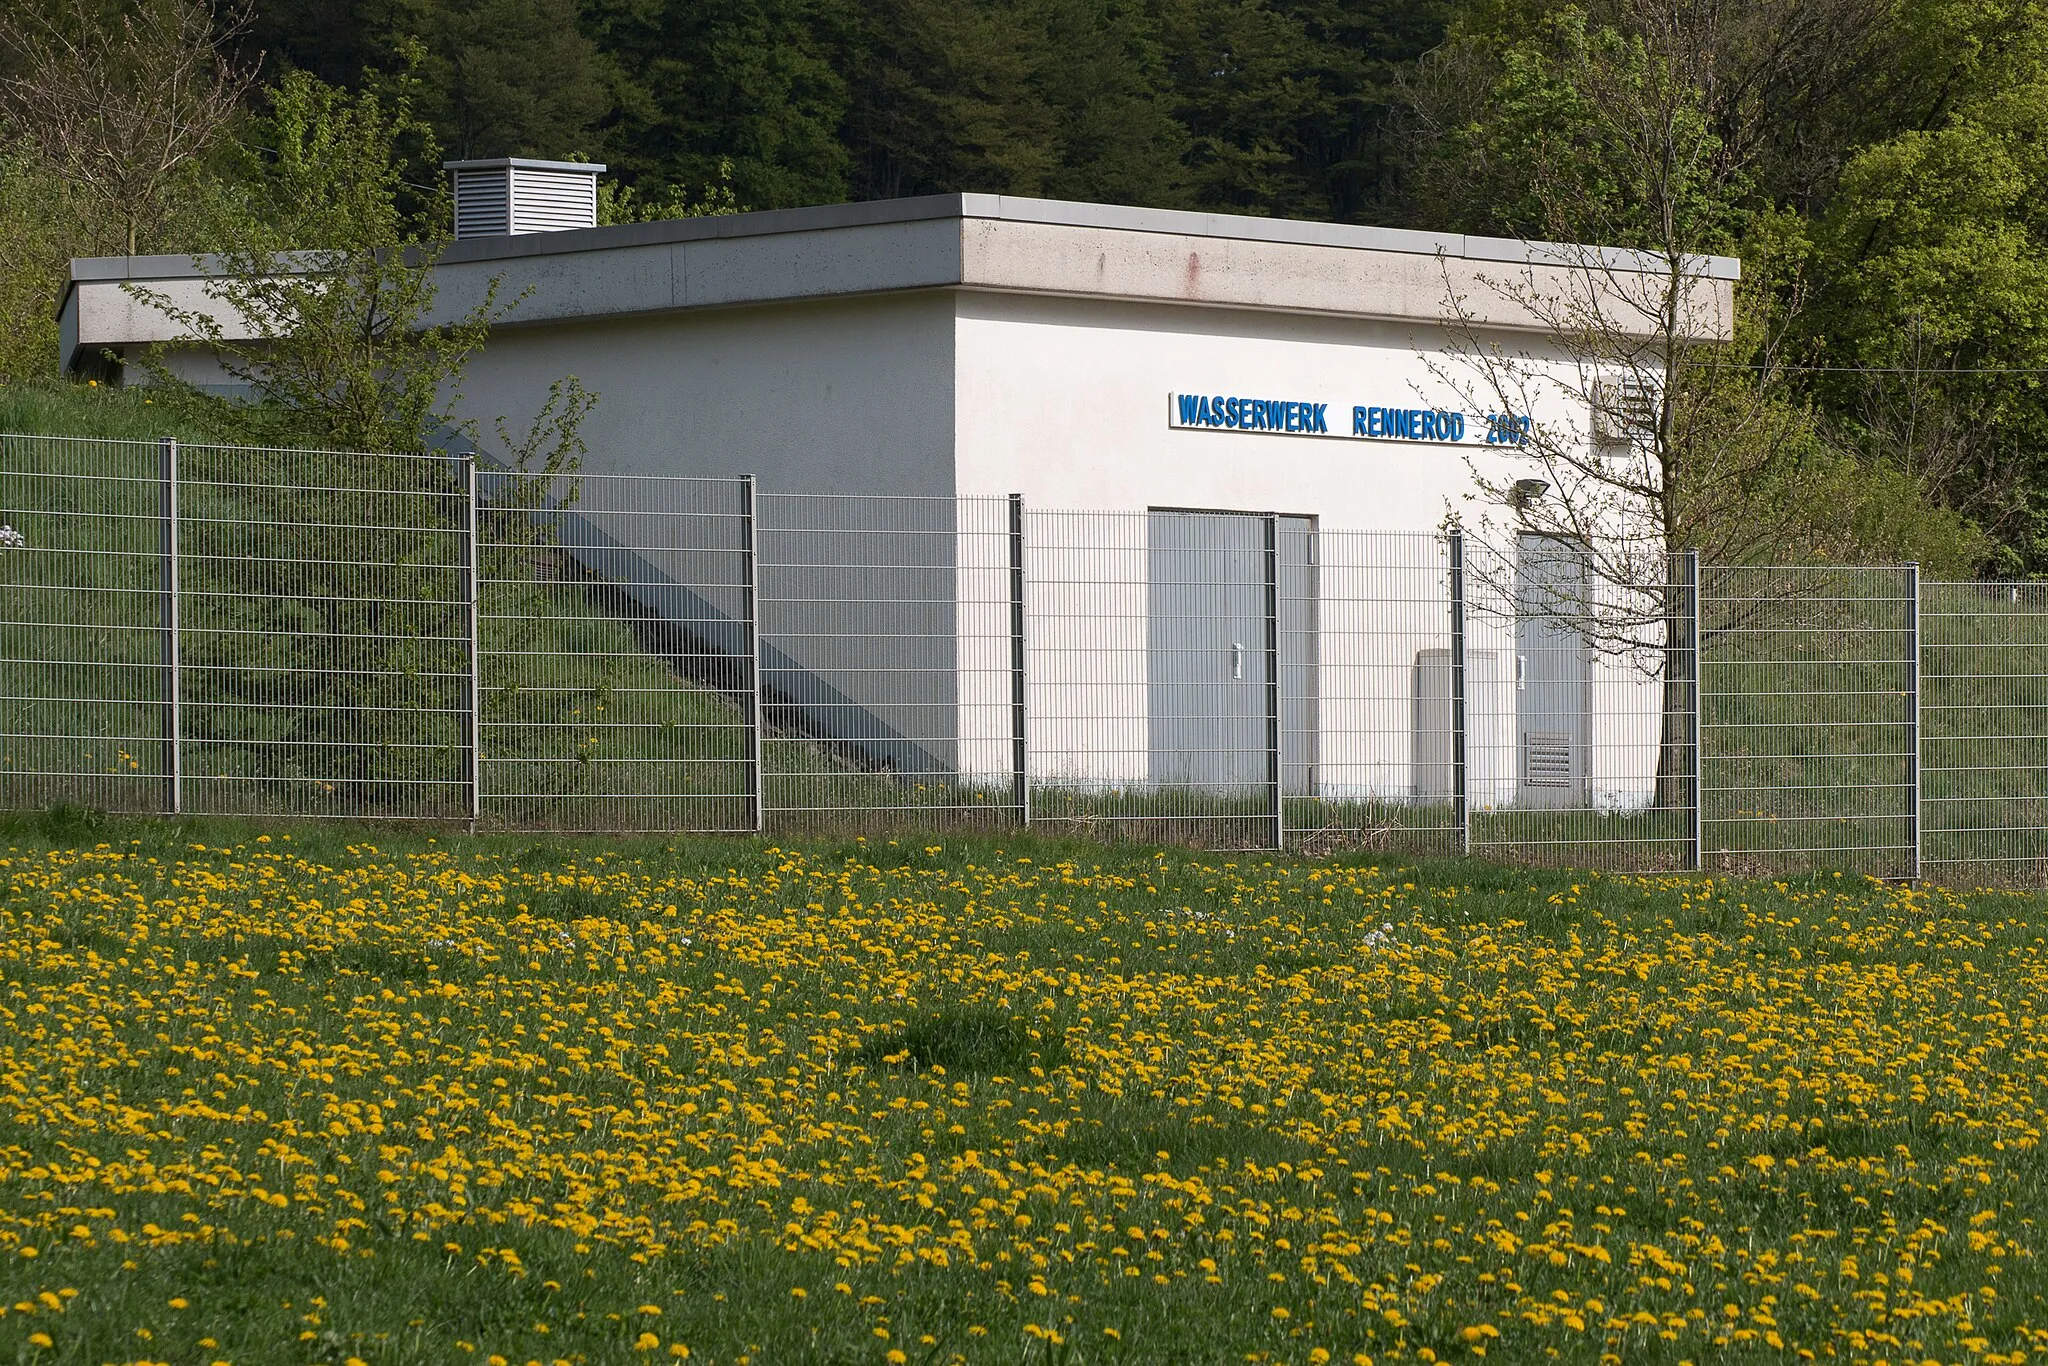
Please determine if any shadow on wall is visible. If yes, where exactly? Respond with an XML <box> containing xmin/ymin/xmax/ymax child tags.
<box><xmin>470</xmin><ymin>449</ymin><xmax>954</xmax><ymax>779</ymax></box>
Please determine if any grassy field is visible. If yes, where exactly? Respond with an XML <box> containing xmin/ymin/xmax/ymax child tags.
<box><xmin>1</xmin><ymin>817</ymin><xmax>2044</xmax><ymax>1364</ymax></box>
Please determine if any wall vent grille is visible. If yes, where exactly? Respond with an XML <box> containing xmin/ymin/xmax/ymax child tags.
<box><xmin>1591</xmin><ymin>376</ymin><xmax>1659</xmax><ymax>446</ymax></box>
<box><xmin>1524</xmin><ymin>731</ymin><xmax>1573</xmax><ymax>786</ymax></box>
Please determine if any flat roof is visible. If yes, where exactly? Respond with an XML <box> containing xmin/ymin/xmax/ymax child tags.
<box><xmin>60</xmin><ymin>193</ymin><xmax>1740</xmax><ymax>365</ymax></box>
<box><xmin>65</xmin><ymin>192</ymin><xmax>1740</xmax><ymax>287</ymax></box>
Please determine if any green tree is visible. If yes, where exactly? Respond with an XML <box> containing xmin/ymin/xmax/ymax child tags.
<box><xmin>1037</xmin><ymin>0</ymin><xmax>1190</xmax><ymax>204</ymax></box>
<box><xmin>0</xmin><ymin>141</ymin><xmax>72</xmax><ymax>381</ymax></box>
<box><xmin>120</xmin><ymin>71</ymin><xmax>598</xmax><ymax>809</ymax></box>
<box><xmin>843</xmin><ymin>0</ymin><xmax>1187</xmax><ymax>205</ymax></box>
<box><xmin>1155</xmin><ymin>0</ymin><xmax>1327</xmax><ymax>215</ymax></box>
<box><xmin>1805</xmin><ymin>4</ymin><xmax>2048</xmax><ymax>572</ymax></box>
<box><xmin>137</xmin><ymin>68</ymin><xmax>594</xmax><ymax>462</ymax></box>
<box><xmin>843</xmin><ymin>0</ymin><xmax>1059</xmax><ymax>197</ymax></box>
<box><xmin>586</xmin><ymin>0</ymin><xmax>856</xmax><ymax>210</ymax></box>
<box><xmin>388</xmin><ymin>0</ymin><xmax>612</xmax><ymax>159</ymax></box>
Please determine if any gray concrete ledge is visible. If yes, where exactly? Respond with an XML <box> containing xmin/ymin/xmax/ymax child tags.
<box><xmin>67</xmin><ymin>193</ymin><xmax>1739</xmax><ymax>284</ymax></box>
<box><xmin>60</xmin><ymin>194</ymin><xmax>1740</xmax><ymax>370</ymax></box>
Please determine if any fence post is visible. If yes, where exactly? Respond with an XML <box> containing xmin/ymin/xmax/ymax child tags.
<box><xmin>1907</xmin><ymin>561</ymin><xmax>1921</xmax><ymax>883</ymax></box>
<box><xmin>1008</xmin><ymin>493</ymin><xmax>1030</xmax><ymax>826</ymax></box>
<box><xmin>158</xmin><ymin>437</ymin><xmax>181</xmax><ymax>816</ymax></box>
<box><xmin>740</xmin><ymin>474</ymin><xmax>765</xmax><ymax>834</ymax></box>
<box><xmin>1686</xmin><ymin>549</ymin><xmax>1702</xmax><ymax>872</ymax></box>
<box><xmin>1263</xmin><ymin>513</ymin><xmax>1284</xmax><ymax>850</ymax></box>
<box><xmin>1448</xmin><ymin>525</ymin><xmax>1468</xmax><ymax>855</ymax></box>
<box><xmin>464</xmin><ymin>458</ymin><xmax>482</xmax><ymax>829</ymax></box>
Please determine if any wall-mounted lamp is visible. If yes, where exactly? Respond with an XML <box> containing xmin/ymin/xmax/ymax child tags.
<box><xmin>1508</xmin><ymin>478</ymin><xmax>1550</xmax><ymax>512</ymax></box>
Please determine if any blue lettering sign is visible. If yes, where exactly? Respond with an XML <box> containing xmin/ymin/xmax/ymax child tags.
<box><xmin>1173</xmin><ymin>390</ymin><xmax>1520</xmax><ymax>444</ymax></box>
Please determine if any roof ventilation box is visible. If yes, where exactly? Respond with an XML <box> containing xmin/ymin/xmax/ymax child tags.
<box><xmin>446</xmin><ymin>158</ymin><xmax>605</xmax><ymax>239</ymax></box>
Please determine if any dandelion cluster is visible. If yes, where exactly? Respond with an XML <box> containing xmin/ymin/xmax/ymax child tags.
<box><xmin>0</xmin><ymin>834</ymin><xmax>2043</xmax><ymax>1364</ymax></box>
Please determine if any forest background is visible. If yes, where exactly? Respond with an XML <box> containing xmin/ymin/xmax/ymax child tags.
<box><xmin>2</xmin><ymin>0</ymin><xmax>2045</xmax><ymax>575</ymax></box>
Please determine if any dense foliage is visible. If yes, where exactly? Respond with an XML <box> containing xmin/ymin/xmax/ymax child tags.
<box><xmin>5</xmin><ymin>0</ymin><xmax>2048</xmax><ymax>570</ymax></box>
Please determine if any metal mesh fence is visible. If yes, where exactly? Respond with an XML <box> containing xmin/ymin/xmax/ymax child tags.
<box><xmin>1923</xmin><ymin>581</ymin><xmax>2048</xmax><ymax>879</ymax></box>
<box><xmin>176</xmin><ymin>443</ymin><xmax>472</xmax><ymax>819</ymax></box>
<box><xmin>4</xmin><ymin>431</ymin><xmax>2047</xmax><ymax>878</ymax></box>
<box><xmin>1464</xmin><ymin>536</ymin><xmax>1696</xmax><ymax>869</ymax></box>
<box><xmin>477</xmin><ymin>469</ymin><xmax>753</xmax><ymax>833</ymax></box>
<box><xmin>0</xmin><ymin>434</ymin><xmax>167</xmax><ymax>813</ymax></box>
<box><xmin>754</xmin><ymin>491</ymin><xmax>1018</xmax><ymax>833</ymax></box>
<box><xmin>1700</xmin><ymin>566</ymin><xmax>1916</xmax><ymax>879</ymax></box>
<box><xmin>1026</xmin><ymin>506</ymin><xmax>1282</xmax><ymax>847</ymax></box>
<box><xmin>1283</xmin><ymin>527</ymin><xmax>1461</xmax><ymax>855</ymax></box>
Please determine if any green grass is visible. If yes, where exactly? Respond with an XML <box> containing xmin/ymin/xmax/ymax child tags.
<box><xmin>0</xmin><ymin>821</ymin><xmax>2044</xmax><ymax>1364</ymax></box>
<box><xmin>0</xmin><ymin>376</ymin><xmax>240</xmax><ymax>445</ymax></box>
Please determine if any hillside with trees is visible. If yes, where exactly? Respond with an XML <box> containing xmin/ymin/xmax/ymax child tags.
<box><xmin>2</xmin><ymin>0</ymin><xmax>2044</xmax><ymax>573</ymax></box>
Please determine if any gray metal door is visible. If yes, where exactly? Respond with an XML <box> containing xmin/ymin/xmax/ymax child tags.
<box><xmin>1148</xmin><ymin>510</ymin><xmax>1317</xmax><ymax>793</ymax></box>
<box><xmin>1276</xmin><ymin>517</ymin><xmax>1319</xmax><ymax>796</ymax></box>
<box><xmin>1515</xmin><ymin>532</ymin><xmax>1592</xmax><ymax>807</ymax></box>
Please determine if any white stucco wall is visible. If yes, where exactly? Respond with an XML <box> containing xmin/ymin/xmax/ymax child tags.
<box><xmin>446</xmin><ymin>293</ymin><xmax>962</xmax><ymax>769</ymax></box>
<box><xmin>952</xmin><ymin>291</ymin><xmax>1557</xmax><ymax>518</ymax></box>
<box><xmin>947</xmin><ymin>289</ymin><xmax>1659</xmax><ymax>805</ymax></box>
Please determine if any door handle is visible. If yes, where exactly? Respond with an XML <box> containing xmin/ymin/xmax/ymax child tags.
<box><xmin>1231</xmin><ymin>642</ymin><xmax>1244</xmax><ymax>679</ymax></box>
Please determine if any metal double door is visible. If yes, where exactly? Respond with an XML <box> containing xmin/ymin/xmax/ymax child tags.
<box><xmin>1147</xmin><ymin>509</ymin><xmax>1317</xmax><ymax>793</ymax></box>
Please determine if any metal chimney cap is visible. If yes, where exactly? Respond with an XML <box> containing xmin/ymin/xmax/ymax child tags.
<box><xmin>442</xmin><ymin>157</ymin><xmax>607</xmax><ymax>174</ymax></box>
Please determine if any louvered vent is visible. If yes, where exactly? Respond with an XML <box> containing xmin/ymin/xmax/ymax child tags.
<box><xmin>1591</xmin><ymin>376</ymin><xmax>1658</xmax><ymax>446</ymax></box>
<box><xmin>1524</xmin><ymin>731</ymin><xmax>1573</xmax><ymax>786</ymax></box>
<box><xmin>452</xmin><ymin>168</ymin><xmax>510</xmax><ymax>238</ymax></box>
<box><xmin>446</xmin><ymin>158</ymin><xmax>605</xmax><ymax>240</ymax></box>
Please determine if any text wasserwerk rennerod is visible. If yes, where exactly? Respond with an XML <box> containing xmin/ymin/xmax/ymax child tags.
<box><xmin>1172</xmin><ymin>392</ymin><xmax>1532</xmax><ymax>445</ymax></box>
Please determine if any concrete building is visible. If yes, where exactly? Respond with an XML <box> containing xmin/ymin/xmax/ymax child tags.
<box><xmin>59</xmin><ymin>190</ymin><xmax>1738</xmax><ymax>813</ymax></box>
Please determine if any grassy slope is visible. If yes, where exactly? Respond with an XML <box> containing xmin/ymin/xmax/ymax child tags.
<box><xmin>0</xmin><ymin>381</ymin><xmax>933</xmax><ymax>832</ymax></box>
<box><xmin>0</xmin><ymin>818</ymin><xmax>2043</xmax><ymax>1364</ymax></box>
<box><xmin>0</xmin><ymin>379</ymin><xmax>233</xmax><ymax>445</ymax></box>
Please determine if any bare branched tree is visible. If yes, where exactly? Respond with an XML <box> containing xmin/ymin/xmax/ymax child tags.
<box><xmin>1418</xmin><ymin>1</ymin><xmax>1816</xmax><ymax>809</ymax></box>
<box><xmin>1431</xmin><ymin>244</ymin><xmax>1756</xmax><ymax>808</ymax></box>
<box><xmin>0</xmin><ymin>0</ymin><xmax>253</xmax><ymax>255</ymax></box>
